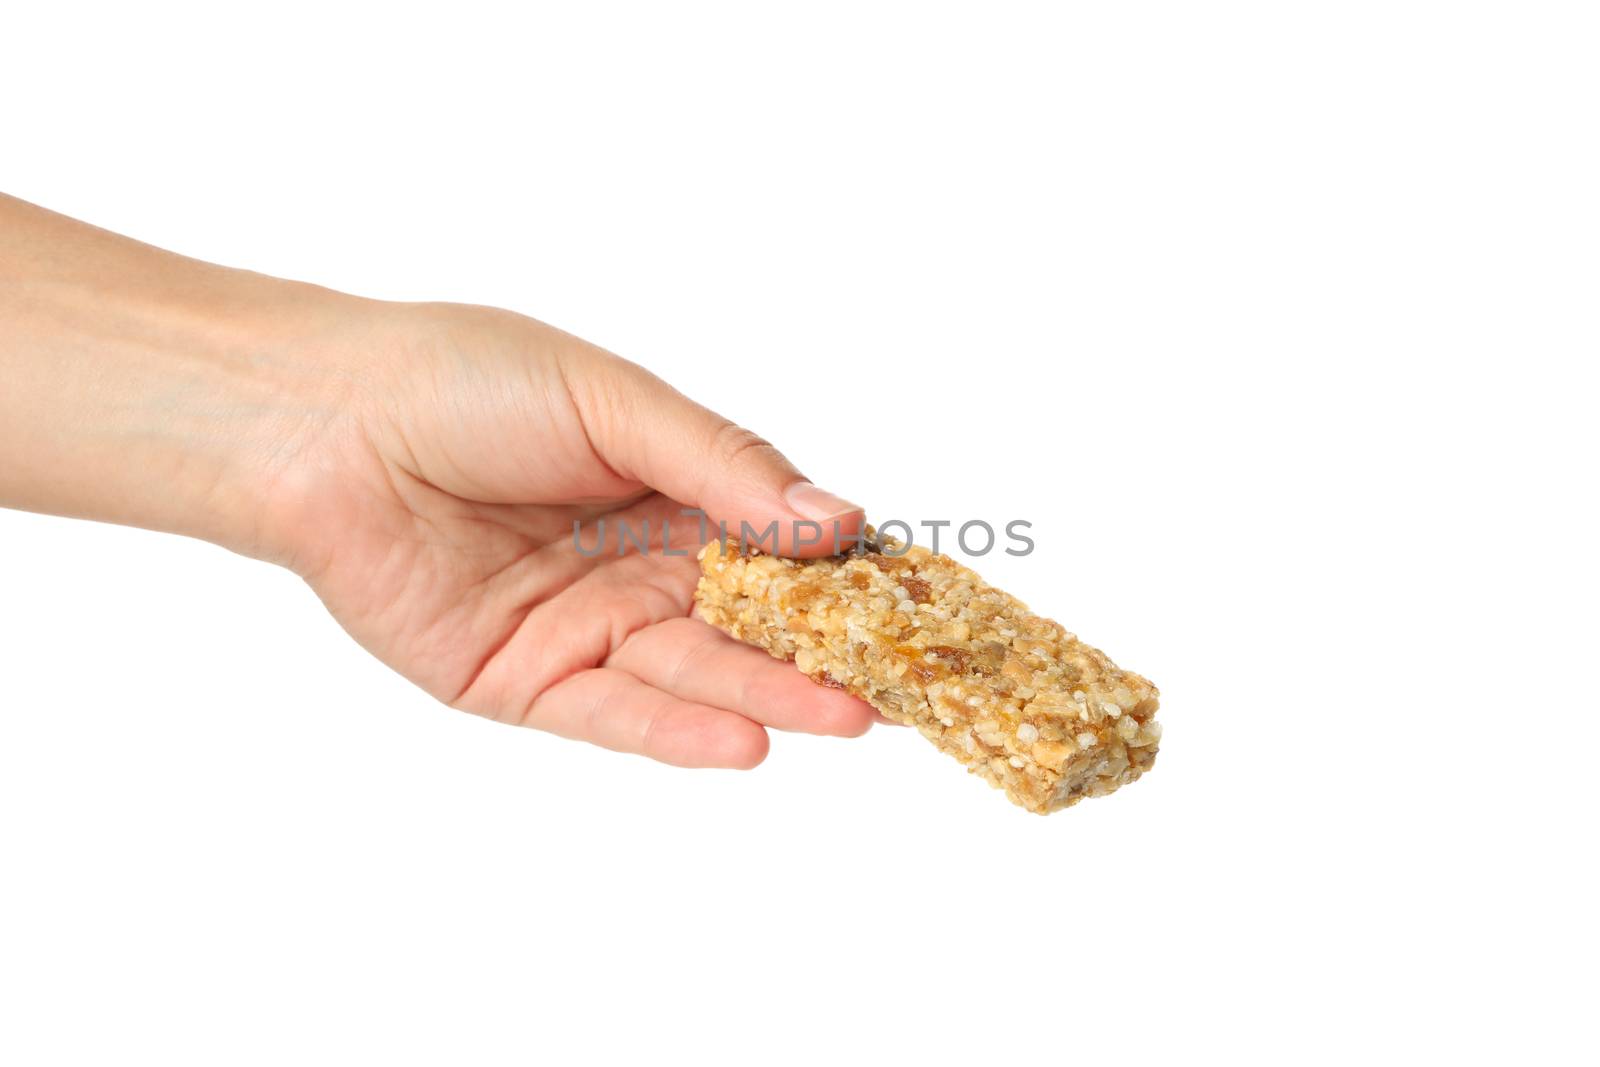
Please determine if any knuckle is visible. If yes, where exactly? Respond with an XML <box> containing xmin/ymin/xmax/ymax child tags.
<box><xmin>709</xmin><ymin>421</ymin><xmax>783</xmax><ymax>468</ymax></box>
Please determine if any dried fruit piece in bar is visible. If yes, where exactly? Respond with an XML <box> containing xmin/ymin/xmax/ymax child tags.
<box><xmin>692</xmin><ymin>530</ymin><xmax>1160</xmax><ymax>813</ymax></box>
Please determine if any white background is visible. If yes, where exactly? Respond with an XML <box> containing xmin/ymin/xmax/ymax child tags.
<box><xmin>2</xmin><ymin>3</ymin><xmax>1596</xmax><ymax>1064</ymax></box>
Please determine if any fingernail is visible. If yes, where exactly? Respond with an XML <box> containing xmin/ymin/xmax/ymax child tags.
<box><xmin>784</xmin><ymin>481</ymin><xmax>863</xmax><ymax>522</ymax></box>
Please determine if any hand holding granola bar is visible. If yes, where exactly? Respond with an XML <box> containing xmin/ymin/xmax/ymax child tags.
<box><xmin>2</xmin><ymin>193</ymin><xmax>1159</xmax><ymax>803</ymax></box>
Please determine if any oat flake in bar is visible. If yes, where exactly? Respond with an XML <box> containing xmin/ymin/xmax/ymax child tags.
<box><xmin>693</xmin><ymin>530</ymin><xmax>1161</xmax><ymax>813</ymax></box>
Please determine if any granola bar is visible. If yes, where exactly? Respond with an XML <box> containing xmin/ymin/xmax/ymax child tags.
<box><xmin>693</xmin><ymin>530</ymin><xmax>1160</xmax><ymax>813</ymax></box>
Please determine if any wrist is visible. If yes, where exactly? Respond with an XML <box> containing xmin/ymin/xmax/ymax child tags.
<box><xmin>154</xmin><ymin>278</ymin><xmax>383</xmax><ymax>564</ymax></box>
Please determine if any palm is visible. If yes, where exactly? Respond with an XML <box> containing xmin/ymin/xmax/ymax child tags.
<box><xmin>307</xmin><ymin>478</ymin><xmax>691</xmax><ymax>700</ymax></box>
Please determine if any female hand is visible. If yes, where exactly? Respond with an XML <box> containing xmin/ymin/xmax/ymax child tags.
<box><xmin>270</xmin><ymin>303</ymin><xmax>879</xmax><ymax>767</ymax></box>
<box><xmin>0</xmin><ymin>194</ymin><xmax>876</xmax><ymax>766</ymax></box>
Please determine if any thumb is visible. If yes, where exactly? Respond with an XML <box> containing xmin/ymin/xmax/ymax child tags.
<box><xmin>569</xmin><ymin>351</ymin><xmax>865</xmax><ymax>558</ymax></box>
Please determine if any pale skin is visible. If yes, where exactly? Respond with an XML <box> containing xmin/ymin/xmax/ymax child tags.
<box><xmin>0</xmin><ymin>193</ymin><xmax>881</xmax><ymax>768</ymax></box>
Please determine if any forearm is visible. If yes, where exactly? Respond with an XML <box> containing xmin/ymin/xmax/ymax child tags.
<box><xmin>0</xmin><ymin>194</ymin><xmax>364</xmax><ymax>559</ymax></box>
